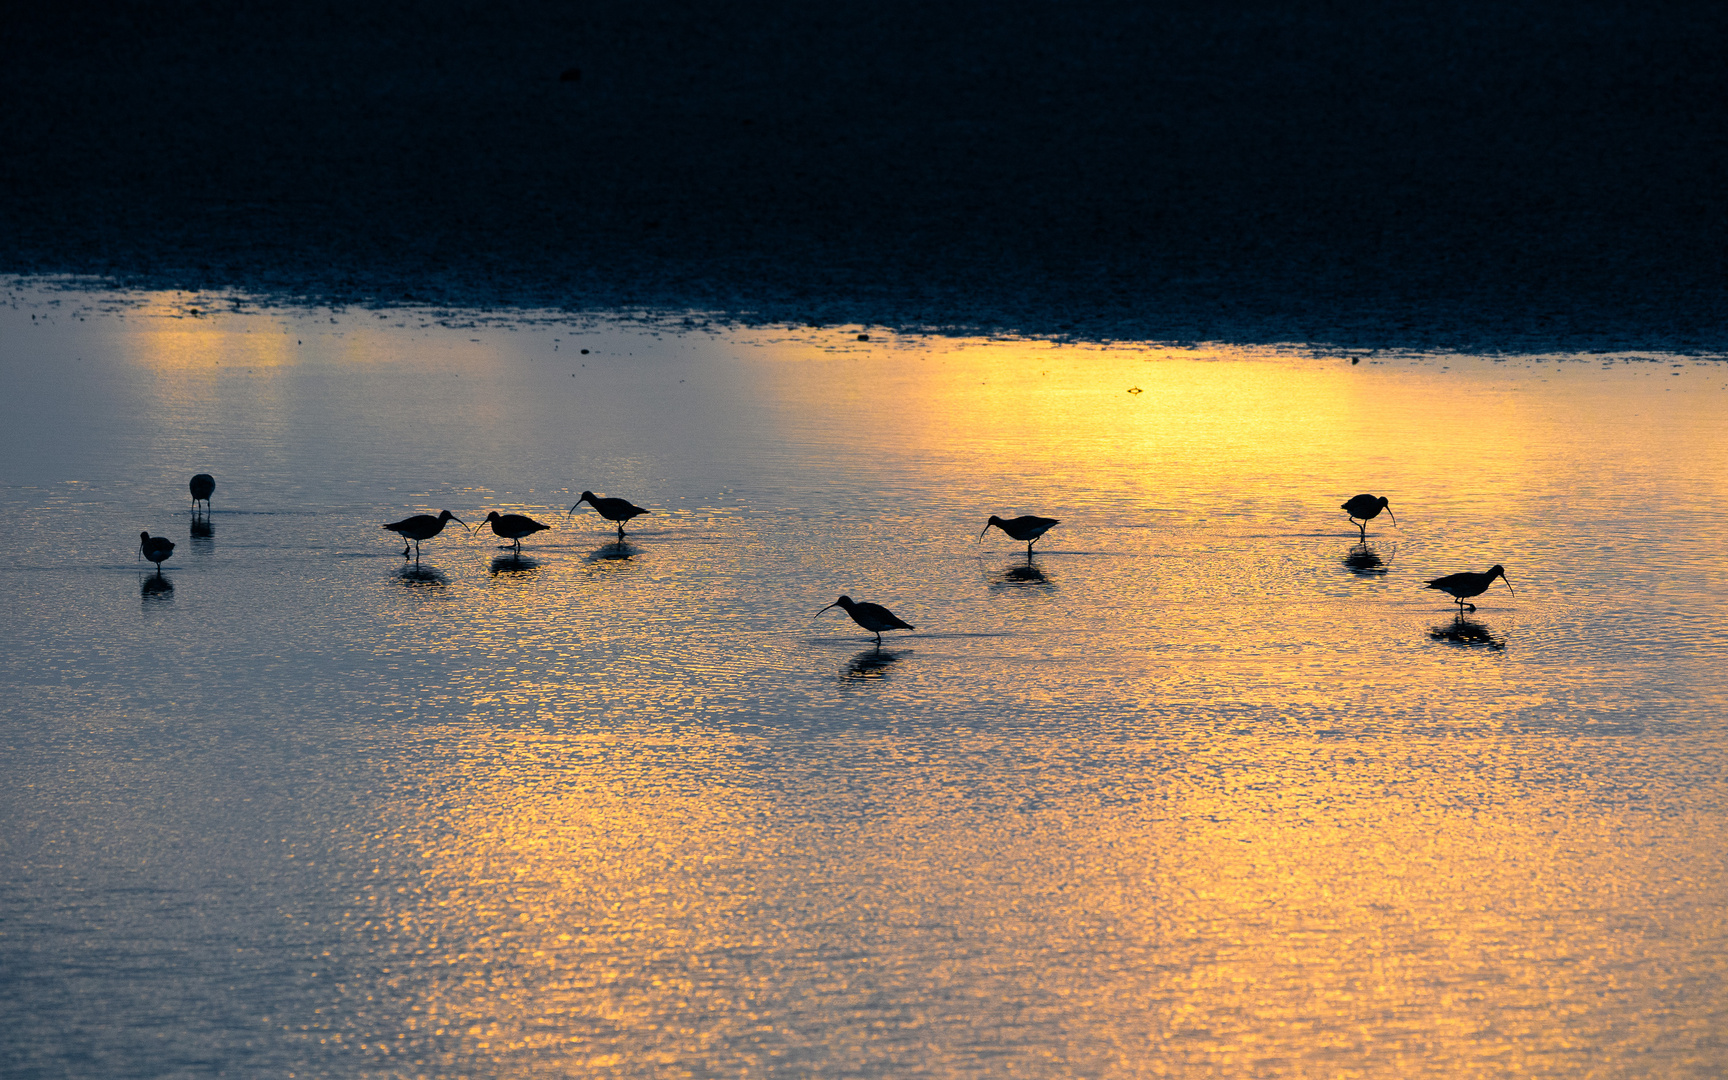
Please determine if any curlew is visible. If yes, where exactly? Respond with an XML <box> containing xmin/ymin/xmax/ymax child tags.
<box><xmin>978</xmin><ymin>514</ymin><xmax>1060</xmax><ymax>556</ymax></box>
<box><xmin>1423</xmin><ymin>565</ymin><xmax>1512</xmax><ymax>613</ymax></box>
<box><xmin>139</xmin><ymin>531</ymin><xmax>175</xmax><ymax>569</ymax></box>
<box><xmin>482</xmin><ymin>511</ymin><xmax>552</xmax><ymax>553</ymax></box>
<box><xmin>569</xmin><ymin>491</ymin><xmax>650</xmax><ymax>538</ymax></box>
<box><xmin>1341</xmin><ymin>494</ymin><xmax>1395</xmax><ymax>540</ymax></box>
<box><xmin>817</xmin><ymin>595</ymin><xmax>914</xmax><ymax>646</ymax></box>
<box><xmin>189</xmin><ymin>473</ymin><xmax>215</xmax><ymax>513</ymax></box>
<box><xmin>381</xmin><ymin>510</ymin><xmax>467</xmax><ymax>559</ymax></box>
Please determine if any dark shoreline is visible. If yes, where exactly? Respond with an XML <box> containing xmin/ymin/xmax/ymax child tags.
<box><xmin>5</xmin><ymin>1</ymin><xmax>1724</xmax><ymax>350</ymax></box>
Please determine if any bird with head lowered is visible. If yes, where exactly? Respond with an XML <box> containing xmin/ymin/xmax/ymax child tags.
<box><xmin>139</xmin><ymin>531</ymin><xmax>175</xmax><ymax>570</ymax></box>
<box><xmin>1341</xmin><ymin>493</ymin><xmax>1395</xmax><ymax>540</ymax></box>
<box><xmin>189</xmin><ymin>473</ymin><xmax>215</xmax><ymax>513</ymax></box>
<box><xmin>1424</xmin><ymin>564</ymin><xmax>1512</xmax><ymax>612</ymax></box>
<box><xmin>978</xmin><ymin>514</ymin><xmax>1059</xmax><ymax>556</ymax></box>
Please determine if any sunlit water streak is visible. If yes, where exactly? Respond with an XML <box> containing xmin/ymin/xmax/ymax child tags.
<box><xmin>2</xmin><ymin>283</ymin><xmax>1726</xmax><ymax>1077</ymax></box>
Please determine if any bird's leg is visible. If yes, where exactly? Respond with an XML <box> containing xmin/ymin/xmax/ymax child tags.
<box><xmin>401</xmin><ymin>541</ymin><xmax>410</xmax><ymax>558</ymax></box>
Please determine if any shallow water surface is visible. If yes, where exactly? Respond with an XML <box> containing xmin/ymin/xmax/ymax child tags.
<box><xmin>2</xmin><ymin>286</ymin><xmax>1726</xmax><ymax>1077</ymax></box>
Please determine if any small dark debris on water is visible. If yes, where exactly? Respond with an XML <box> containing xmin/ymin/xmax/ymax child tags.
<box><xmin>581</xmin><ymin>348</ymin><xmax>589</xmax><ymax>354</ymax></box>
<box><xmin>1352</xmin><ymin>357</ymin><xmax>1360</xmax><ymax>364</ymax></box>
<box><xmin>1127</xmin><ymin>386</ymin><xmax>1143</xmax><ymax>394</ymax></box>
<box><xmin>559</xmin><ymin>67</ymin><xmax>582</xmax><ymax>82</ymax></box>
<box><xmin>857</xmin><ymin>333</ymin><xmax>869</xmax><ymax>341</ymax></box>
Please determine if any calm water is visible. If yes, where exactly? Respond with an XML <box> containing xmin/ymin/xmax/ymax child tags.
<box><xmin>3</xmin><ymin>284</ymin><xmax>1726</xmax><ymax>1077</ymax></box>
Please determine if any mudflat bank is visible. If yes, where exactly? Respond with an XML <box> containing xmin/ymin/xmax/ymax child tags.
<box><xmin>3</xmin><ymin>0</ymin><xmax>1723</xmax><ymax>349</ymax></box>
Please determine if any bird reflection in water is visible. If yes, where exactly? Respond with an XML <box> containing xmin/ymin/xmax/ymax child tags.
<box><xmin>189</xmin><ymin>516</ymin><xmax>214</xmax><ymax>540</ymax></box>
<box><xmin>842</xmin><ymin>646</ymin><xmax>902</xmax><ymax>680</ymax></box>
<box><xmin>140</xmin><ymin>572</ymin><xmax>174</xmax><ymax>600</ymax></box>
<box><xmin>489</xmin><ymin>553</ymin><xmax>541</xmax><ymax>576</ymax></box>
<box><xmin>1342</xmin><ymin>541</ymin><xmax>1393</xmax><ymax>576</ymax></box>
<box><xmin>585</xmin><ymin>540</ymin><xmax>638</xmax><ymax>565</ymax></box>
<box><xmin>396</xmin><ymin>563</ymin><xmax>449</xmax><ymax>587</ymax></box>
<box><xmin>988</xmin><ymin>557</ymin><xmax>1051</xmax><ymax>587</ymax></box>
<box><xmin>1429</xmin><ymin>615</ymin><xmax>1506</xmax><ymax>651</ymax></box>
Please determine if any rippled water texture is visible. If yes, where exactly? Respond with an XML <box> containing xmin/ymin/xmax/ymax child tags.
<box><xmin>3</xmin><ymin>285</ymin><xmax>1726</xmax><ymax>1077</ymax></box>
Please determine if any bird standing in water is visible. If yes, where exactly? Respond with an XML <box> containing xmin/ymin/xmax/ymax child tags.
<box><xmin>482</xmin><ymin>511</ymin><xmax>551</xmax><ymax>553</ymax></box>
<box><xmin>978</xmin><ymin>514</ymin><xmax>1060</xmax><ymax>556</ymax></box>
<box><xmin>817</xmin><ymin>595</ymin><xmax>915</xmax><ymax>645</ymax></box>
<box><xmin>1341</xmin><ymin>494</ymin><xmax>1395</xmax><ymax>539</ymax></box>
<box><xmin>139</xmin><ymin>531</ymin><xmax>175</xmax><ymax>569</ymax></box>
<box><xmin>189</xmin><ymin>473</ymin><xmax>215</xmax><ymax>513</ymax></box>
<box><xmin>1424</xmin><ymin>564</ymin><xmax>1512</xmax><ymax>612</ymax></box>
<box><xmin>569</xmin><ymin>491</ymin><xmax>649</xmax><ymax>538</ymax></box>
<box><xmin>381</xmin><ymin>510</ymin><xmax>467</xmax><ymax>559</ymax></box>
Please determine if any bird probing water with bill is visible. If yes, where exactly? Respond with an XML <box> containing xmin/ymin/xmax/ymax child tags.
<box><xmin>1424</xmin><ymin>564</ymin><xmax>1512</xmax><ymax>612</ymax></box>
<box><xmin>189</xmin><ymin>473</ymin><xmax>215</xmax><ymax>513</ymax></box>
<box><xmin>978</xmin><ymin>514</ymin><xmax>1060</xmax><ymax>556</ymax></box>
<box><xmin>139</xmin><ymin>531</ymin><xmax>175</xmax><ymax>570</ymax></box>
<box><xmin>1341</xmin><ymin>494</ymin><xmax>1395</xmax><ymax>540</ymax></box>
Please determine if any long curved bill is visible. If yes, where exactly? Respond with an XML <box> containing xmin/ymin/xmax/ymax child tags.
<box><xmin>1384</xmin><ymin>506</ymin><xmax>1397</xmax><ymax>527</ymax></box>
<box><xmin>1500</xmin><ymin>574</ymin><xmax>1513</xmax><ymax>594</ymax></box>
<box><xmin>976</xmin><ymin>522</ymin><xmax>993</xmax><ymax>542</ymax></box>
<box><xmin>815</xmin><ymin>603</ymin><xmax>839</xmax><ymax>617</ymax></box>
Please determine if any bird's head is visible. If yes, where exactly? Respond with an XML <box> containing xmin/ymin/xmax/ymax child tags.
<box><xmin>484</xmin><ymin>511</ymin><xmax>502</xmax><ymax>523</ymax></box>
<box><xmin>139</xmin><ymin>531</ymin><xmax>151</xmax><ymax>544</ymax></box>
<box><xmin>978</xmin><ymin>516</ymin><xmax>1004</xmax><ymax>542</ymax></box>
<box><xmin>440</xmin><ymin>510</ymin><xmax>469</xmax><ymax>528</ymax></box>
<box><xmin>816</xmin><ymin>595</ymin><xmax>854</xmax><ymax>616</ymax></box>
<box><xmin>567</xmin><ymin>491</ymin><xmax>596</xmax><ymax>515</ymax></box>
<box><xmin>1379</xmin><ymin>497</ymin><xmax>1396</xmax><ymax>526</ymax></box>
<box><xmin>1491</xmin><ymin>564</ymin><xmax>1512</xmax><ymax>593</ymax></box>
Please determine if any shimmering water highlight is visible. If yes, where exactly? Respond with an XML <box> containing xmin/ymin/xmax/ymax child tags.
<box><xmin>2</xmin><ymin>286</ymin><xmax>1725</xmax><ymax>1077</ymax></box>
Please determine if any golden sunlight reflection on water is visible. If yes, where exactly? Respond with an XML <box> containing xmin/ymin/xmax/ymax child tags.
<box><xmin>328</xmin><ymin>725</ymin><xmax>1727</xmax><ymax>1076</ymax></box>
<box><xmin>3</xmin><ymin>291</ymin><xmax>1726</xmax><ymax>1076</ymax></box>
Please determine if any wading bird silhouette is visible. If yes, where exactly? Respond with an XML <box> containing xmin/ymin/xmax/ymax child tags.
<box><xmin>482</xmin><ymin>511</ymin><xmax>551</xmax><ymax>553</ymax></box>
<box><xmin>569</xmin><ymin>491</ymin><xmax>649</xmax><ymax>538</ymax></box>
<box><xmin>189</xmin><ymin>473</ymin><xmax>215</xmax><ymax>513</ymax></box>
<box><xmin>381</xmin><ymin>510</ymin><xmax>467</xmax><ymax>560</ymax></box>
<box><xmin>817</xmin><ymin>595</ymin><xmax>915</xmax><ymax>646</ymax></box>
<box><xmin>1341</xmin><ymin>494</ymin><xmax>1395</xmax><ymax>539</ymax></box>
<box><xmin>139</xmin><ymin>531</ymin><xmax>175</xmax><ymax>569</ymax></box>
<box><xmin>978</xmin><ymin>514</ymin><xmax>1060</xmax><ymax>556</ymax></box>
<box><xmin>1424</xmin><ymin>565</ymin><xmax>1512</xmax><ymax>612</ymax></box>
